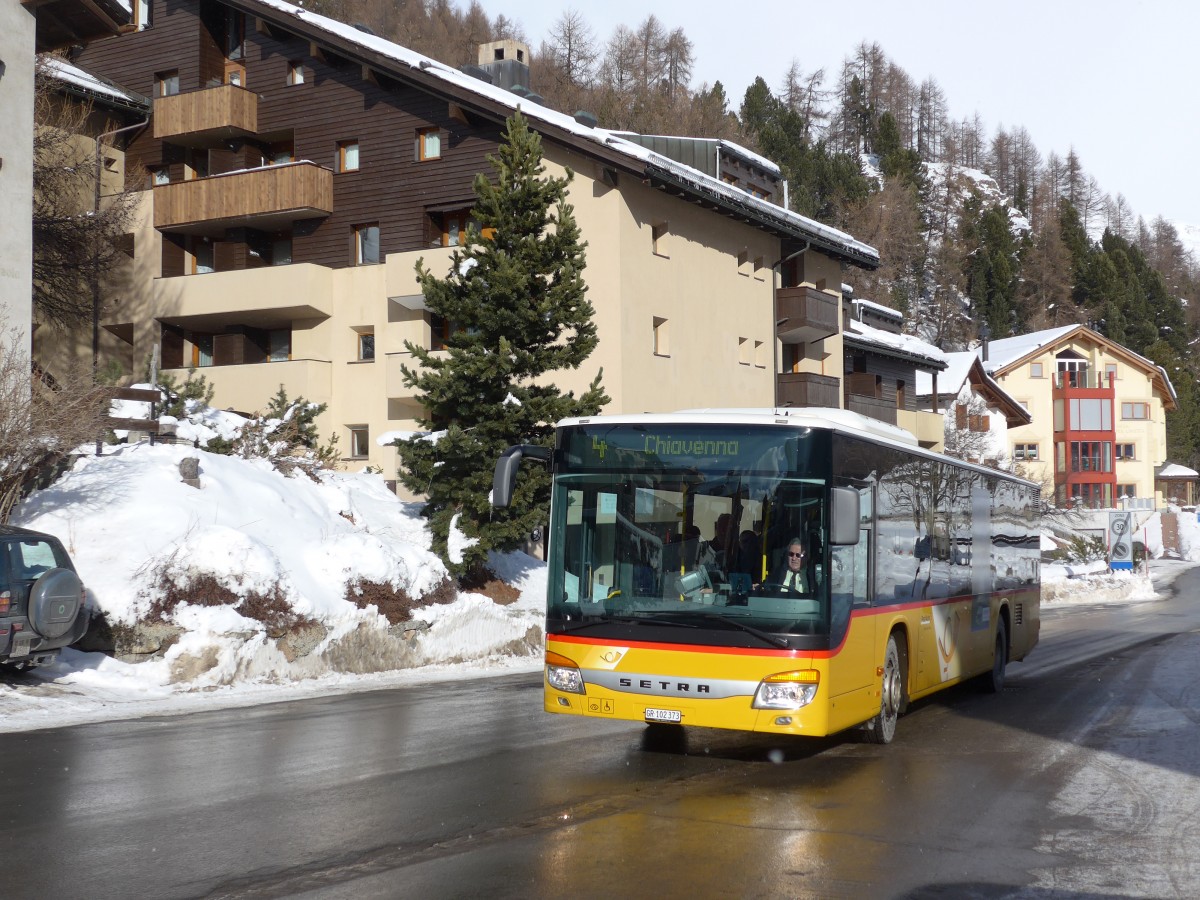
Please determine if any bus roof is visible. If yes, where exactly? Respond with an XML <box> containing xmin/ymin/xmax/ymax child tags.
<box><xmin>556</xmin><ymin>406</ymin><xmax>1039</xmax><ymax>489</ymax></box>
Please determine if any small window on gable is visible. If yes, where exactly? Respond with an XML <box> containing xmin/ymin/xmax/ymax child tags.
<box><xmin>337</xmin><ymin>140</ymin><xmax>359</xmax><ymax>172</ymax></box>
<box><xmin>1029</xmin><ymin>362</ymin><xmax>1043</xmax><ymax>378</ymax></box>
<box><xmin>651</xmin><ymin>221</ymin><xmax>668</xmax><ymax>257</ymax></box>
<box><xmin>653</xmin><ymin>317</ymin><xmax>669</xmax><ymax>356</ymax></box>
<box><xmin>418</xmin><ymin>128</ymin><xmax>441</xmax><ymax>161</ymax></box>
<box><xmin>287</xmin><ymin>61</ymin><xmax>305</xmax><ymax>85</ymax></box>
<box><xmin>1105</xmin><ymin>363</ymin><xmax>1118</xmax><ymax>384</ymax></box>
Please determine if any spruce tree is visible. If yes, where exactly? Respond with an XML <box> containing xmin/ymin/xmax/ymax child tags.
<box><xmin>396</xmin><ymin>111</ymin><xmax>608</xmax><ymax>573</ymax></box>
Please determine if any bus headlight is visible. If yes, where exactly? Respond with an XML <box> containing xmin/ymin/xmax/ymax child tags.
<box><xmin>546</xmin><ymin>650</ymin><xmax>586</xmax><ymax>694</ymax></box>
<box><xmin>752</xmin><ymin>670</ymin><xmax>819</xmax><ymax>710</ymax></box>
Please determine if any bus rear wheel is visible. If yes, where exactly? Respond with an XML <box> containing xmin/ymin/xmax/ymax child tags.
<box><xmin>983</xmin><ymin>618</ymin><xmax>1008</xmax><ymax>694</ymax></box>
<box><xmin>864</xmin><ymin>633</ymin><xmax>905</xmax><ymax>744</ymax></box>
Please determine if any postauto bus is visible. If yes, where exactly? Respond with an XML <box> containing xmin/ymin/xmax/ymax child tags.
<box><xmin>492</xmin><ymin>408</ymin><xmax>1040</xmax><ymax>744</ymax></box>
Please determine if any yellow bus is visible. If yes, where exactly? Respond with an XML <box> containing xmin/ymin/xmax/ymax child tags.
<box><xmin>493</xmin><ymin>408</ymin><xmax>1040</xmax><ymax>744</ymax></box>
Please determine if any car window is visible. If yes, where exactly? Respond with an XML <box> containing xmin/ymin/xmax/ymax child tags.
<box><xmin>12</xmin><ymin>540</ymin><xmax>61</xmax><ymax>581</ymax></box>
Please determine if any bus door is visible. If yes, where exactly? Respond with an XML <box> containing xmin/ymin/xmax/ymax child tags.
<box><xmin>828</xmin><ymin>479</ymin><xmax>874</xmax><ymax>695</ymax></box>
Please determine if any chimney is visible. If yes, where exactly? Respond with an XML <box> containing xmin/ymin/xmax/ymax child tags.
<box><xmin>475</xmin><ymin>40</ymin><xmax>530</xmax><ymax>93</ymax></box>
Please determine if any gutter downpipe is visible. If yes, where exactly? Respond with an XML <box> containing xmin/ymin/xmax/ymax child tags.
<box><xmin>770</xmin><ymin>243</ymin><xmax>810</xmax><ymax>408</ymax></box>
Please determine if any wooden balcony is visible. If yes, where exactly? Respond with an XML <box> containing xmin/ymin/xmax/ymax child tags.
<box><xmin>153</xmin><ymin>84</ymin><xmax>258</xmax><ymax>145</ymax></box>
<box><xmin>776</xmin><ymin>372</ymin><xmax>840</xmax><ymax>408</ymax></box>
<box><xmin>776</xmin><ymin>286</ymin><xmax>840</xmax><ymax>343</ymax></box>
<box><xmin>154</xmin><ymin>162</ymin><xmax>334</xmax><ymax>234</ymax></box>
<box><xmin>846</xmin><ymin>392</ymin><xmax>898</xmax><ymax>425</ymax></box>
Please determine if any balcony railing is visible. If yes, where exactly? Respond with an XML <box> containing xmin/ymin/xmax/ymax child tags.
<box><xmin>154</xmin><ymin>162</ymin><xmax>334</xmax><ymax>233</ymax></box>
<box><xmin>775</xmin><ymin>286</ymin><xmax>840</xmax><ymax>343</ymax></box>
<box><xmin>846</xmin><ymin>392</ymin><xmax>898</xmax><ymax>425</ymax></box>
<box><xmin>155</xmin><ymin>263</ymin><xmax>334</xmax><ymax>327</ymax></box>
<box><xmin>153</xmin><ymin>84</ymin><xmax>258</xmax><ymax>144</ymax></box>
<box><xmin>776</xmin><ymin>372</ymin><xmax>839</xmax><ymax>408</ymax></box>
<box><xmin>1052</xmin><ymin>371</ymin><xmax>1114</xmax><ymax>390</ymax></box>
<box><xmin>160</xmin><ymin>358</ymin><xmax>333</xmax><ymax>413</ymax></box>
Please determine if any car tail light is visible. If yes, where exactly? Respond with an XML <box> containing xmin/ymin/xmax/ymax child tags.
<box><xmin>0</xmin><ymin>591</ymin><xmax>9</xmax><ymax>614</ymax></box>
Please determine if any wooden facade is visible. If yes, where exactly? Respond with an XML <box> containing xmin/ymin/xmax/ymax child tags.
<box><xmin>75</xmin><ymin>0</ymin><xmax>507</xmax><ymax>277</ymax></box>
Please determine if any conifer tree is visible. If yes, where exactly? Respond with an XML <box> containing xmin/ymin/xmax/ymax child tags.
<box><xmin>396</xmin><ymin>111</ymin><xmax>608</xmax><ymax>573</ymax></box>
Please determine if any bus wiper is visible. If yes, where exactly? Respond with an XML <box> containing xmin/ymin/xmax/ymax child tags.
<box><xmin>556</xmin><ymin>615</ymin><xmax>699</xmax><ymax>634</ymax></box>
<box><xmin>696</xmin><ymin>614</ymin><xmax>791</xmax><ymax>649</ymax></box>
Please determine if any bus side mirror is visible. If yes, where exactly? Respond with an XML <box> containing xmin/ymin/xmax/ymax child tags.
<box><xmin>492</xmin><ymin>444</ymin><xmax>551</xmax><ymax>509</ymax></box>
<box><xmin>830</xmin><ymin>487</ymin><xmax>861</xmax><ymax>546</ymax></box>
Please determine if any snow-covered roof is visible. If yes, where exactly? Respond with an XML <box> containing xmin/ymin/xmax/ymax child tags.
<box><xmin>1157</xmin><ymin>464</ymin><xmax>1199</xmax><ymax>479</ymax></box>
<box><xmin>844</xmin><ymin>319</ymin><xmax>949</xmax><ymax>369</ymax></box>
<box><xmin>982</xmin><ymin>325</ymin><xmax>1079</xmax><ymax>372</ymax></box>
<box><xmin>915</xmin><ymin>350</ymin><xmax>976</xmax><ymax>396</ymax></box>
<box><xmin>41</xmin><ymin>56</ymin><xmax>149</xmax><ymax>110</ymax></box>
<box><xmin>984</xmin><ymin>323</ymin><xmax>1177</xmax><ymax>404</ymax></box>
<box><xmin>240</xmin><ymin>0</ymin><xmax>878</xmax><ymax>267</ymax></box>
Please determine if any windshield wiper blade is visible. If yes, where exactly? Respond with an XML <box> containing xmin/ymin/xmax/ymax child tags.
<box><xmin>556</xmin><ymin>614</ymin><xmax>699</xmax><ymax>634</ymax></box>
<box><xmin>696</xmin><ymin>614</ymin><xmax>791</xmax><ymax>649</ymax></box>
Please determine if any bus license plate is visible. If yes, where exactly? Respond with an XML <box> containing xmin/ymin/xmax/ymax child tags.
<box><xmin>644</xmin><ymin>708</ymin><xmax>682</xmax><ymax>723</ymax></box>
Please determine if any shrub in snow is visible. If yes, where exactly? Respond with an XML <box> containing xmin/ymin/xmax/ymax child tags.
<box><xmin>343</xmin><ymin>576</ymin><xmax>458</xmax><ymax>625</ymax></box>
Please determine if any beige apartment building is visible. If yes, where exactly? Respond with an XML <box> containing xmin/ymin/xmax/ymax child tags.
<box><xmin>37</xmin><ymin>0</ymin><xmax>926</xmax><ymax>484</ymax></box>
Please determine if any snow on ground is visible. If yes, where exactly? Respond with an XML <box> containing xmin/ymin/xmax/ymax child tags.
<box><xmin>1</xmin><ymin>442</ymin><xmax>1198</xmax><ymax>733</ymax></box>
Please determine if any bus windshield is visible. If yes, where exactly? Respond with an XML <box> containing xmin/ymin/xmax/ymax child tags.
<box><xmin>548</xmin><ymin>424</ymin><xmax>837</xmax><ymax>648</ymax></box>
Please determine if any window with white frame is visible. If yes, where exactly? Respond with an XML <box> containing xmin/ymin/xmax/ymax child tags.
<box><xmin>1115</xmin><ymin>443</ymin><xmax>1135</xmax><ymax>460</ymax></box>
<box><xmin>349</xmin><ymin>426</ymin><xmax>370</xmax><ymax>459</ymax></box>
<box><xmin>1013</xmin><ymin>443</ymin><xmax>1039</xmax><ymax>460</ymax></box>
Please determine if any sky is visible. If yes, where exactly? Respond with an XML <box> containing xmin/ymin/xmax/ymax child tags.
<box><xmin>478</xmin><ymin>0</ymin><xmax>1200</xmax><ymax>229</ymax></box>
<box><xmin>0</xmin><ymin>398</ymin><xmax>1193</xmax><ymax>732</ymax></box>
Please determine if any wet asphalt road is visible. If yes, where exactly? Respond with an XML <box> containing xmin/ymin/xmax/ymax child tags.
<box><xmin>3</xmin><ymin>568</ymin><xmax>1200</xmax><ymax>899</ymax></box>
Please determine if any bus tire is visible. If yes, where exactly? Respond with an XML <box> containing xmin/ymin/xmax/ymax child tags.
<box><xmin>864</xmin><ymin>633</ymin><xmax>905</xmax><ymax>744</ymax></box>
<box><xmin>983</xmin><ymin>617</ymin><xmax>1008</xmax><ymax>694</ymax></box>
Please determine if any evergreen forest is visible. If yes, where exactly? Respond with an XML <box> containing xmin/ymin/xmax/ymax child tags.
<box><xmin>305</xmin><ymin>0</ymin><xmax>1200</xmax><ymax>467</ymax></box>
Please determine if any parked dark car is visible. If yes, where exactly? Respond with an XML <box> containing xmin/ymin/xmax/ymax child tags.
<box><xmin>0</xmin><ymin>526</ymin><xmax>88</xmax><ymax>668</ymax></box>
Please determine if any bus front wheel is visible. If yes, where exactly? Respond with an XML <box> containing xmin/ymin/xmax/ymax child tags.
<box><xmin>864</xmin><ymin>633</ymin><xmax>905</xmax><ymax>744</ymax></box>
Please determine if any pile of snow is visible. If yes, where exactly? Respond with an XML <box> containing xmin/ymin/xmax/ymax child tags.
<box><xmin>7</xmin><ymin>443</ymin><xmax>545</xmax><ymax>715</ymax></box>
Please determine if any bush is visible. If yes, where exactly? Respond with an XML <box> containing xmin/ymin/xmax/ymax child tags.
<box><xmin>344</xmin><ymin>576</ymin><xmax>458</xmax><ymax>625</ymax></box>
<box><xmin>144</xmin><ymin>570</ymin><xmax>313</xmax><ymax>637</ymax></box>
